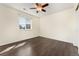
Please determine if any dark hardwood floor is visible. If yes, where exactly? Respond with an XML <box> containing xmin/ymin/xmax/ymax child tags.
<box><xmin>0</xmin><ymin>36</ymin><xmax>78</xmax><ymax>56</ymax></box>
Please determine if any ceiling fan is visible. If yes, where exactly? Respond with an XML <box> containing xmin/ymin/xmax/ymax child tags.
<box><xmin>30</xmin><ymin>3</ymin><xmax>49</xmax><ymax>13</ymax></box>
<box><xmin>75</xmin><ymin>3</ymin><xmax>79</xmax><ymax>11</ymax></box>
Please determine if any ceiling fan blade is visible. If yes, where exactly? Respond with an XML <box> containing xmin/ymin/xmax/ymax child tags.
<box><xmin>42</xmin><ymin>3</ymin><xmax>49</xmax><ymax>8</ymax></box>
<box><xmin>30</xmin><ymin>8</ymin><xmax>36</xmax><ymax>9</ymax></box>
<box><xmin>76</xmin><ymin>3</ymin><xmax>79</xmax><ymax>11</ymax></box>
<box><xmin>36</xmin><ymin>3</ymin><xmax>39</xmax><ymax>6</ymax></box>
<box><xmin>42</xmin><ymin>9</ymin><xmax>46</xmax><ymax>12</ymax></box>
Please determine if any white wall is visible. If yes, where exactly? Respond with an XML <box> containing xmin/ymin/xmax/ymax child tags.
<box><xmin>40</xmin><ymin>8</ymin><xmax>77</xmax><ymax>46</ymax></box>
<box><xmin>75</xmin><ymin>9</ymin><xmax>79</xmax><ymax>53</ymax></box>
<box><xmin>0</xmin><ymin>4</ymin><xmax>40</xmax><ymax>46</ymax></box>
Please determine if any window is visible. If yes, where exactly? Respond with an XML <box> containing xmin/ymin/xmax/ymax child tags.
<box><xmin>19</xmin><ymin>16</ymin><xmax>32</xmax><ymax>30</ymax></box>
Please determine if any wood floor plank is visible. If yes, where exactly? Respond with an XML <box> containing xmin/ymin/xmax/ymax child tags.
<box><xmin>0</xmin><ymin>36</ymin><xmax>78</xmax><ymax>56</ymax></box>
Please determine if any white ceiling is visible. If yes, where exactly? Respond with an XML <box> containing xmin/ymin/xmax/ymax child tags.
<box><xmin>4</xmin><ymin>3</ymin><xmax>75</xmax><ymax>17</ymax></box>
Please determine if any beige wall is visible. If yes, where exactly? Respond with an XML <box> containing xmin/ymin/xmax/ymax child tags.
<box><xmin>0</xmin><ymin>4</ymin><xmax>40</xmax><ymax>46</ymax></box>
<box><xmin>40</xmin><ymin>8</ymin><xmax>77</xmax><ymax>46</ymax></box>
<box><xmin>75</xmin><ymin>9</ymin><xmax>79</xmax><ymax>53</ymax></box>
